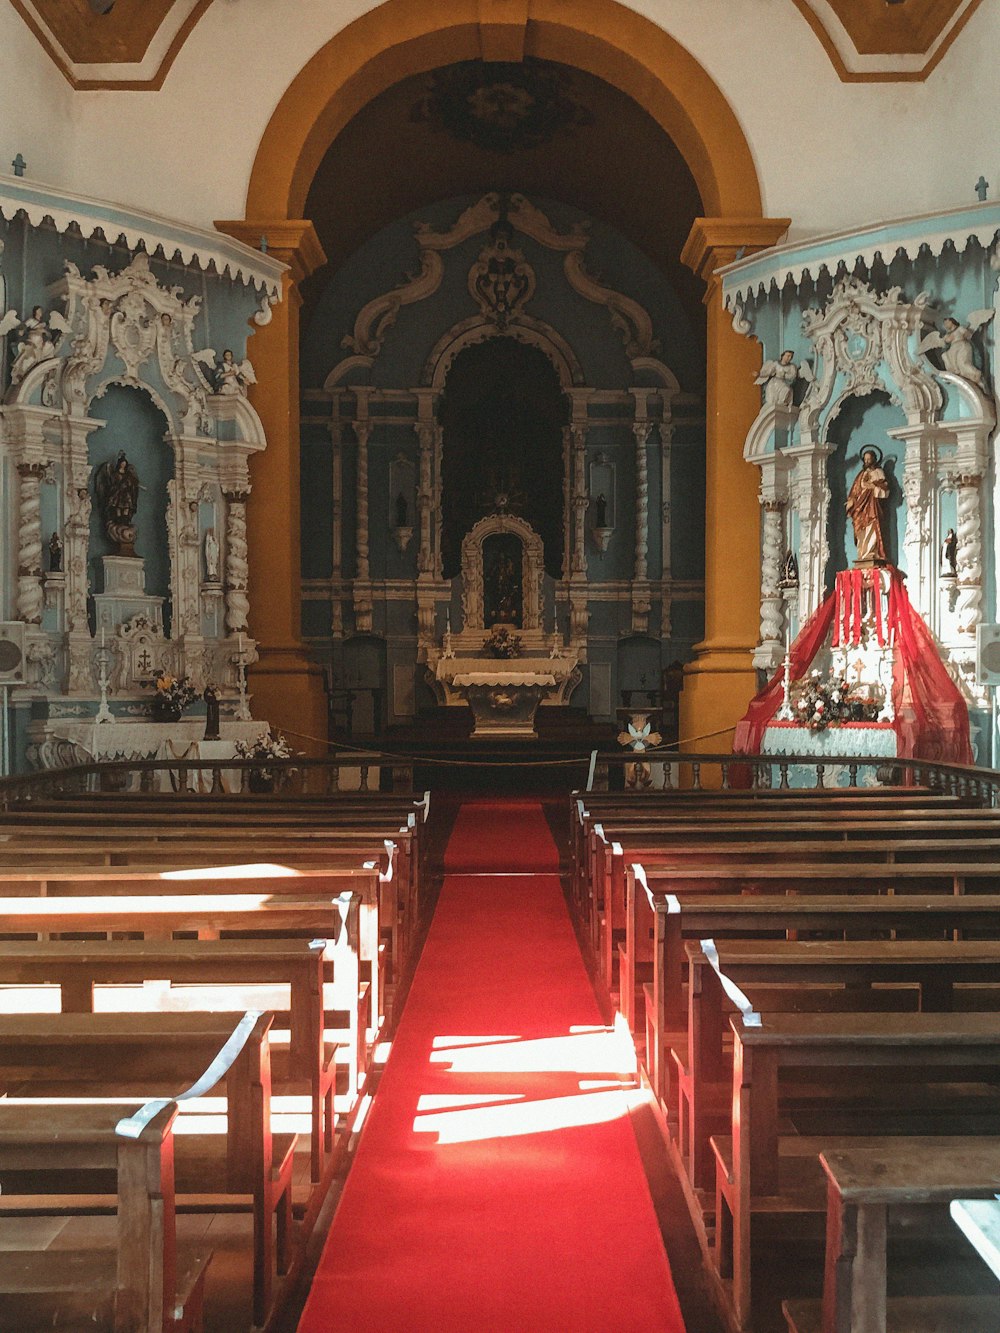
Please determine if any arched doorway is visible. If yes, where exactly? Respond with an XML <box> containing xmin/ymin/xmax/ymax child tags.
<box><xmin>221</xmin><ymin>0</ymin><xmax>788</xmax><ymax>749</ymax></box>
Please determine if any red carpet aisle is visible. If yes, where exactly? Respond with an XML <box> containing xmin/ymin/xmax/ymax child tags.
<box><xmin>298</xmin><ymin>801</ymin><xmax>685</xmax><ymax>1332</ymax></box>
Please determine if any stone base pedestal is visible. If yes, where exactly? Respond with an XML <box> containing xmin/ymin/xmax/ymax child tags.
<box><xmin>463</xmin><ymin>681</ymin><xmax>548</xmax><ymax>738</ymax></box>
<box><xmin>93</xmin><ymin>556</ymin><xmax>164</xmax><ymax>633</ymax></box>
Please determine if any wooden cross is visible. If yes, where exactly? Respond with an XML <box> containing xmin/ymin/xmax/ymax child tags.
<box><xmin>10</xmin><ymin>154</ymin><xmax>25</xmax><ymax>178</ymax></box>
<box><xmin>975</xmin><ymin>175</ymin><xmax>990</xmax><ymax>202</ymax></box>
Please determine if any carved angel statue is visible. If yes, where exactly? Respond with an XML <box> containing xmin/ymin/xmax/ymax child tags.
<box><xmin>193</xmin><ymin>347</ymin><xmax>256</xmax><ymax>397</ymax></box>
<box><xmin>754</xmin><ymin>349</ymin><xmax>812</xmax><ymax>408</ymax></box>
<box><xmin>918</xmin><ymin>309</ymin><xmax>994</xmax><ymax>385</ymax></box>
<box><xmin>94</xmin><ymin>450</ymin><xmax>140</xmax><ymax>557</ymax></box>
<box><xmin>0</xmin><ymin>305</ymin><xmax>70</xmax><ymax>385</ymax></box>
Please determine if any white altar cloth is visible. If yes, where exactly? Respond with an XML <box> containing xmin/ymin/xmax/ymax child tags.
<box><xmin>761</xmin><ymin>721</ymin><xmax>896</xmax><ymax>788</ymax></box>
<box><xmin>29</xmin><ymin>719</ymin><xmax>264</xmax><ymax>768</ymax></box>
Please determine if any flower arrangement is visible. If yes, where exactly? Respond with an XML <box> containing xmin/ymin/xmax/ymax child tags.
<box><xmin>233</xmin><ymin>731</ymin><xmax>298</xmax><ymax>791</ymax></box>
<box><xmin>791</xmin><ymin>668</ymin><xmax>883</xmax><ymax>732</ymax></box>
<box><xmin>482</xmin><ymin>626</ymin><xmax>522</xmax><ymax>659</ymax></box>
<box><xmin>233</xmin><ymin>731</ymin><xmax>295</xmax><ymax>763</ymax></box>
<box><xmin>149</xmin><ymin>670</ymin><xmax>198</xmax><ymax>719</ymax></box>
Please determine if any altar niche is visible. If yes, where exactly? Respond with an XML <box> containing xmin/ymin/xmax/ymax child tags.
<box><xmin>483</xmin><ymin>532</ymin><xmax>523</xmax><ymax>628</ymax></box>
<box><xmin>439</xmin><ymin>337</ymin><xmax>566</xmax><ymax>581</ymax></box>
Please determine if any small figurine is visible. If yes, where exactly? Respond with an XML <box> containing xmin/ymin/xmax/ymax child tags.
<box><xmin>918</xmin><ymin>310</ymin><xmax>994</xmax><ymax>386</ymax></box>
<box><xmin>203</xmin><ymin>527</ymin><xmax>220</xmax><ymax>582</ymax></box>
<box><xmin>778</xmin><ymin>549</ymin><xmax>799</xmax><ymax>589</ymax></box>
<box><xmin>754</xmin><ymin>349</ymin><xmax>812</xmax><ymax>408</ymax></box>
<box><xmin>941</xmin><ymin>527</ymin><xmax>958</xmax><ymax>579</ymax></box>
<box><xmin>593</xmin><ymin>492</ymin><xmax>608</xmax><ymax>528</ymax></box>
<box><xmin>47</xmin><ymin>530</ymin><xmax>62</xmax><ymax>572</ymax></box>
<box><xmin>203</xmin><ymin>684</ymin><xmax>221</xmax><ymax>741</ymax></box>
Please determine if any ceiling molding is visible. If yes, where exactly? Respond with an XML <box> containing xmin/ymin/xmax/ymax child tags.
<box><xmin>8</xmin><ymin>0</ymin><xmax>213</xmax><ymax>90</ymax></box>
<box><xmin>789</xmin><ymin>0</ymin><xmax>985</xmax><ymax>81</ymax></box>
<box><xmin>6</xmin><ymin>0</ymin><xmax>986</xmax><ymax>90</ymax></box>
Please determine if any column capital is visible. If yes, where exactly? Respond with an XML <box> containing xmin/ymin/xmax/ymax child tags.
<box><xmin>214</xmin><ymin>219</ymin><xmax>327</xmax><ymax>285</ymax></box>
<box><xmin>681</xmin><ymin>217</ymin><xmax>791</xmax><ymax>290</ymax></box>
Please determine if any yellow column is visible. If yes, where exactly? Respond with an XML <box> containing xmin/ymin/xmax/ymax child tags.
<box><xmin>680</xmin><ymin>217</ymin><xmax>790</xmax><ymax>753</ymax></box>
<box><xmin>214</xmin><ymin>219</ymin><xmax>328</xmax><ymax>753</ymax></box>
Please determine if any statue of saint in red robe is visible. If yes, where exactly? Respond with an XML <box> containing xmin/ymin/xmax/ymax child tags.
<box><xmin>845</xmin><ymin>447</ymin><xmax>889</xmax><ymax>565</ymax></box>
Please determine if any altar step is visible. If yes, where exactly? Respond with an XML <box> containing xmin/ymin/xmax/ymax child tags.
<box><xmin>377</xmin><ymin>709</ymin><xmax>616</xmax><ymax>792</ymax></box>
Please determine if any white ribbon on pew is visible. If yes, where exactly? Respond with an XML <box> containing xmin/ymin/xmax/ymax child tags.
<box><xmin>594</xmin><ymin>824</ymin><xmax>606</xmax><ymax>845</ymax></box>
<box><xmin>115</xmin><ymin>1009</ymin><xmax>265</xmax><ymax>1141</ymax></box>
<box><xmin>382</xmin><ymin>839</ymin><xmax>396</xmax><ymax>883</ymax></box>
<box><xmin>587</xmin><ymin>749</ymin><xmax>598</xmax><ymax>792</ymax></box>
<box><xmin>417</xmin><ymin>791</ymin><xmax>431</xmax><ymax>821</ymax></box>
<box><xmin>700</xmin><ymin>938</ymin><xmax>762</xmax><ymax>1029</ymax></box>
<box><xmin>632</xmin><ymin>862</ymin><xmax>656</xmax><ymax>911</ymax></box>
<box><xmin>576</xmin><ymin>798</ymin><xmax>588</xmax><ymax>826</ymax></box>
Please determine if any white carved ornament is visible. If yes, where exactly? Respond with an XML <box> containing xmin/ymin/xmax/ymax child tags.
<box><xmin>459</xmin><ymin>513</ymin><xmax>545</xmax><ymax>634</ymax></box>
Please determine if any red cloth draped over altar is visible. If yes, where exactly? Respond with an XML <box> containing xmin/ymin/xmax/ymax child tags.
<box><xmin>734</xmin><ymin>567</ymin><xmax>973</xmax><ymax>765</ymax></box>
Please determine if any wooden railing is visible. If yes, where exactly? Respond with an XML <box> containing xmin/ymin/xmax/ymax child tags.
<box><xmin>586</xmin><ymin>750</ymin><xmax>1000</xmax><ymax>806</ymax></box>
<box><xmin>0</xmin><ymin>751</ymin><xmax>415</xmax><ymax>808</ymax></box>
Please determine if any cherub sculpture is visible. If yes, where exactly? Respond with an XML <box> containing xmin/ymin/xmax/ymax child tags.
<box><xmin>193</xmin><ymin>347</ymin><xmax>257</xmax><ymax>397</ymax></box>
<box><xmin>754</xmin><ymin>349</ymin><xmax>812</xmax><ymax>408</ymax></box>
<box><xmin>0</xmin><ymin>305</ymin><xmax>70</xmax><ymax>385</ymax></box>
<box><xmin>918</xmin><ymin>310</ymin><xmax>994</xmax><ymax>386</ymax></box>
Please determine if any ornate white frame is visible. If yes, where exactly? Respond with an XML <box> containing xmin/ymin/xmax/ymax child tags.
<box><xmin>458</xmin><ymin>513</ymin><xmax>545</xmax><ymax>637</ymax></box>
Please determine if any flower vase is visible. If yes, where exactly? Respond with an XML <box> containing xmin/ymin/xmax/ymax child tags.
<box><xmin>156</xmin><ymin>706</ymin><xmax>184</xmax><ymax>724</ymax></box>
<box><xmin>248</xmin><ymin>769</ymin><xmax>275</xmax><ymax>794</ymax></box>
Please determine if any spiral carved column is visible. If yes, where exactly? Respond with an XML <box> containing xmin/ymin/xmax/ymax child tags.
<box><xmin>954</xmin><ymin>473</ymin><xmax>983</xmax><ymax>640</ymax></box>
<box><xmin>416</xmin><ymin>422</ymin><xmax>434</xmax><ymax>576</ymax></box>
<box><xmin>16</xmin><ymin>463</ymin><xmax>45</xmax><ymax>625</ymax></box>
<box><xmin>758</xmin><ymin>498</ymin><xmax>785</xmax><ymax>652</ymax></box>
<box><xmin>223</xmin><ymin>490</ymin><xmax>250</xmax><ymax>634</ymax></box>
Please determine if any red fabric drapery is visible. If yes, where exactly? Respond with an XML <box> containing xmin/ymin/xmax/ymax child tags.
<box><xmin>733</xmin><ymin>567</ymin><xmax>972</xmax><ymax>765</ymax></box>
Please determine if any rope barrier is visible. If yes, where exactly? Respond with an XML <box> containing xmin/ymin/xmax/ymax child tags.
<box><xmin>275</xmin><ymin>720</ymin><xmax>739</xmax><ymax>769</ymax></box>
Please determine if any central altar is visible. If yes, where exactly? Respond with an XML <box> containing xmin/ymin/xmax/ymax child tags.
<box><xmin>424</xmin><ymin>510</ymin><xmax>583</xmax><ymax>737</ymax></box>
<box><xmin>432</xmin><ymin>654</ymin><xmax>581</xmax><ymax>737</ymax></box>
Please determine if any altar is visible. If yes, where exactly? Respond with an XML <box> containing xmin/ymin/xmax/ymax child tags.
<box><xmin>26</xmin><ymin>718</ymin><xmax>265</xmax><ymax>770</ymax></box>
<box><xmin>433</xmin><ymin>654</ymin><xmax>581</xmax><ymax>738</ymax></box>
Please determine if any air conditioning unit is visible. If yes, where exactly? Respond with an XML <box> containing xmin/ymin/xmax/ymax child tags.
<box><xmin>976</xmin><ymin>623</ymin><xmax>1000</xmax><ymax>686</ymax></box>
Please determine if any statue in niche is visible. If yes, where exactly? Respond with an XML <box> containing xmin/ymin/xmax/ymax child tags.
<box><xmin>941</xmin><ymin>528</ymin><xmax>958</xmax><ymax>579</ymax></box>
<box><xmin>94</xmin><ymin>451</ymin><xmax>141</xmax><ymax>557</ymax></box>
<box><xmin>754</xmin><ymin>349</ymin><xmax>811</xmax><ymax>408</ymax></box>
<box><xmin>919</xmin><ymin>311</ymin><xmax>994</xmax><ymax>386</ymax></box>
<box><xmin>395</xmin><ymin>492</ymin><xmax>409</xmax><ymax>528</ymax></box>
<box><xmin>48</xmin><ymin>531</ymin><xmax>63</xmax><ymax>572</ymax></box>
<box><xmin>203</xmin><ymin>527</ymin><xmax>220</xmax><ymax>582</ymax></box>
<box><xmin>484</xmin><ymin>536</ymin><xmax>523</xmax><ymax>628</ymax></box>
<box><xmin>845</xmin><ymin>446</ymin><xmax>889</xmax><ymax>566</ymax></box>
<box><xmin>593</xmin><ymin>493</ymin><xmax>608</xmax><ymax>528</ymax></box>
<box><xmin>778</xmin><ymin>549</ymin><xmax>799</xmax><ymax>589</ymax></box>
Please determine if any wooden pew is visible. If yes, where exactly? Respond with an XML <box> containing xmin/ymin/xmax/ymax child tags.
<box><xmin>0</xmin><ymin>840</ymin><xmax>412</xmax><ymax>1004</ymax></box>
<box><xmin>0</xmin><ymin>890</ymin><xmax>365</xmax><ymax>1175</ymax></box>
<box><xmin>782</xmin><ymin>1140</ymin><xmax>1000</xmax><ymax>1332</ymax></box>
<box><xmin>713</xmin><ymin>1011</ymin><xmax>1000</xmax><ymax>1330</ymax></box>
<box><xmin>0</xmin><ymin>861</ymin><xmax>388</xmax><ymax>1035</ymax></box>
<box><xmin>0</xmin><ymin>1098</ymin><xmax>210</xmax><ymax>1332</ymax></box>
<box><xmin>623</xmin><ymin>858</ymin><xmax>1000</xmax><ymax>1036</ymax></box>
<box><xmin>679</xmin><ymin>937</ymin><xmax>1000</xmax><ymax>1190</ymax></box>
<box><xmin>590</xmin><ymin>828</ymin><xmax>1000</xmax><ymax>987</ymax></box>
<box><xmin>0</xmin><ymin>1010</ymin><xmax>287</xmax><ymax>1327</ymax></box>
<box><xmin>0</xmin><ymin>934</ymin><xmax>356</xmax><ymax>1183</ymax></box>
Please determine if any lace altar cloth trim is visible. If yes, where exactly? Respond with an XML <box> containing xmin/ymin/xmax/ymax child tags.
<box><xmin>762</xmin><ymin>722</ymin><xmax>897</xmax><ymax>758</ymax></box>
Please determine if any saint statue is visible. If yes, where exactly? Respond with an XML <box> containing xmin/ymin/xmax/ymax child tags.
<box><xmin>48</xmin><ymin>530</ymin><xmax>62</xmax><ymax>572</ymax></box>
<box><xmin>203</xmin><ymin>685</ymin><xmax>221</xmax><ymax>741</ymax></box>
<box><xmin>941</xmin><ymin>527</ymin><xmax>958</xmax><ymax>579</ymax></box>
<box><xmin>203</xmin><ymin>527</ymin><xmax>220</xmax><ymax>582</ymax></box>
<box><xmin>845</xmin><ymin>446</ymin><xmax>889</xmax><ymax>566</ymax></box>
<box><xmin>94</xmin><ymin>451</ymin><xmax>140</xmax><ymax>557</ymax></box>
